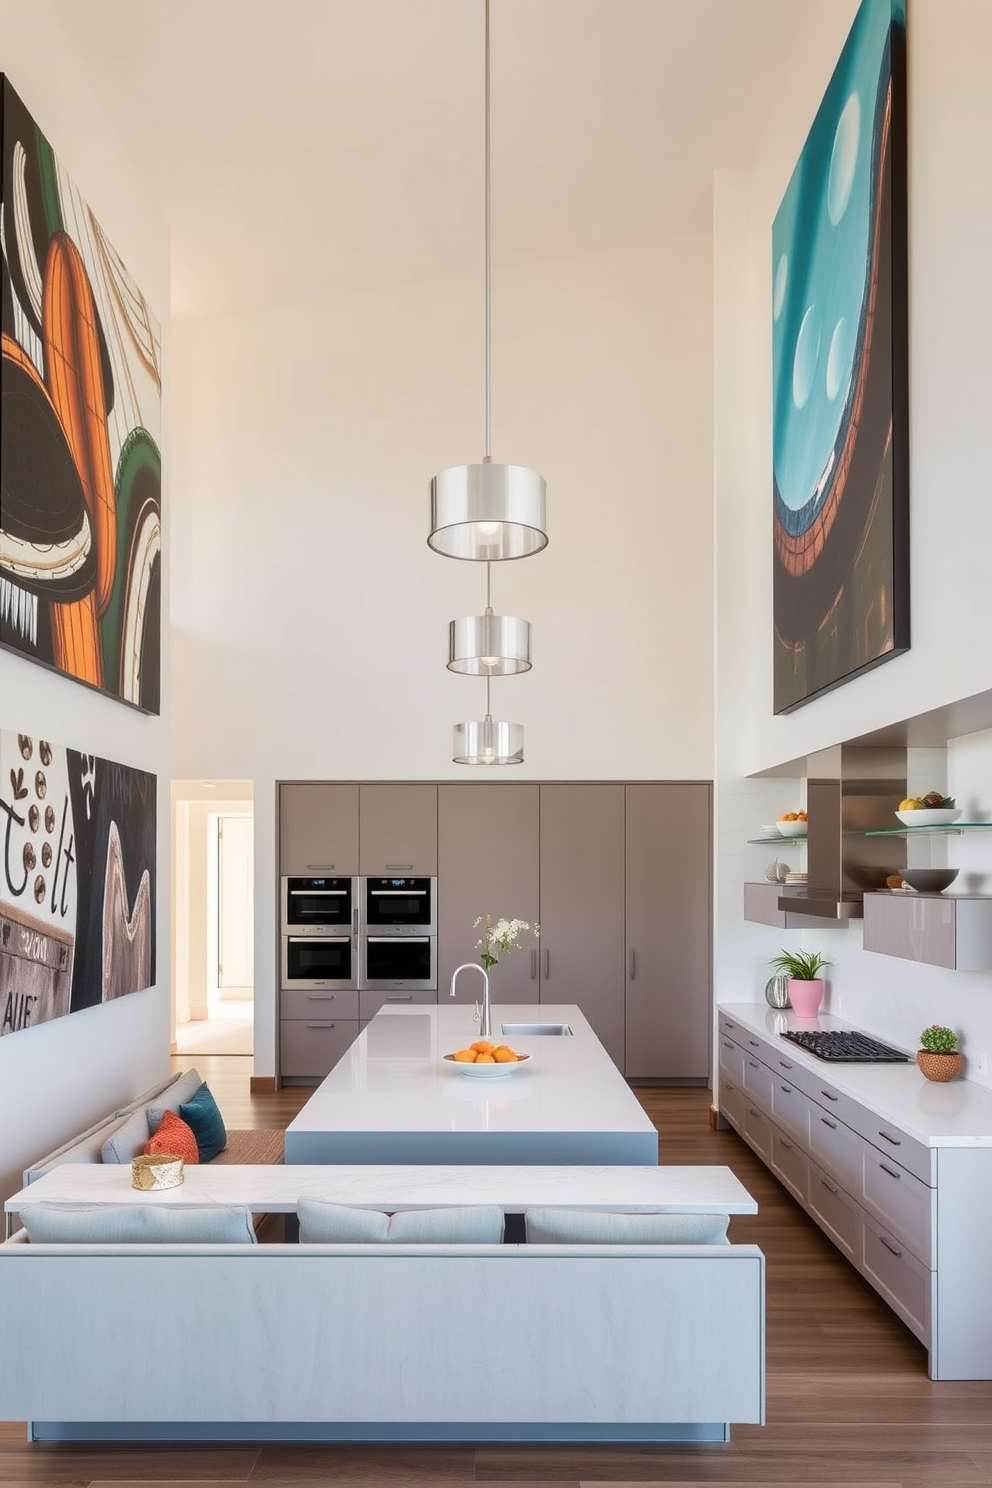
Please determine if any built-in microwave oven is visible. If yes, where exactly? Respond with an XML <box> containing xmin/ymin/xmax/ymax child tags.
<box><xmin>363</xmin><ymin>876</ymin><xmax>436</xmax><ymax>934</ymax></box>
<box><xmin>282</xmin><ymin>876</ymin><xmax>358</xmax><ymax>936</ymax></box>
<box><xmin>362</xmin><ymin>934</ymin><xmax>437</xmax><ymax>991</ymax></box>
<box><xmin>281</xmin><ymin>933</ymin><xmax>358</xmax><ymax>990</ymax></box>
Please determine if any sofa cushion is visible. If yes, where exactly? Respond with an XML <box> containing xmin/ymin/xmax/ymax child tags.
<box><xmin>523</xmin><ymin>1209</ymin><xmax>730</xmax><ymax>1245</ymax></box>
<box><xmin>179</xmin><ymin>1083</ymin><xmax>227</xmax><ymax>1162</ymax></box>
<box><xmin>19</xmin><ymin>1203</ymin><xmax>257</xmax><ymax>1244</ymax></box>
<box><xmin>147</xmin><ymin>1068</ymin><xmax>205</xmax><ymax>1134</ymax></box>
<box><xmin>100</xmin><ymin>1107</ymin><xmax>152</xmax><ymax>1165</ymax></box>
<box><xmin>143</xmin><ymin>1109</ymin><xmax>200</xmax><ymax>1166</ymax></box>
<box><xmin>298</xmin><ymin>1201</ymin><xmax>505</xmax><ymax>1245</ymax></box>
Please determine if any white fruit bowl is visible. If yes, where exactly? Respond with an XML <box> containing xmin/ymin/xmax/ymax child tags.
<box><xmin>895</xmin><ymin>808</ymin><xmax>961</xmax><ymax>827</ymax></box>
<box><xmin>442</xmin><ymin>1053</ymin><xmax>531</xmax><ymax>1078</ymax></box>
<box><xmin>775</xmin><ymin>820</ymin><xmax>808</xmax><ymax>838</ymax></box>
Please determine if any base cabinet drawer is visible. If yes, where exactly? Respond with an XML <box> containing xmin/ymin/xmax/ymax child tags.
<box><xmin>359</xmin><ymin>990</ymin><xmax>438</xmax><ymax>1021</ymax></box>
<box><xmin>720</xmin><ymin>1077</ymin><xmax>746</xmax><ymax>1133</ymax></box>
<box><xmin>808</xmin><ymin>1105</ymin><xmax>863</xmax><ymax>1196</ymax></box>
<box><xmin>771</xmin><ymin>1078</ymin><xmax>809</xmax><ymax>1144</ymax></box>
<box><xmin>743</xmin><ymin>1053</ymin><xmax>774</xmax><ymax>1108</ymax></box>
<box><xmin>743</xmin><ymin>1101</ymin><xmax>774</xmax><ymax>1163</ymax></box>
<box><xmin>280</xmin><ymin>1018</ymin><xmax>359</xmax><ymax>1078</ymax></box>
<box><xmin>861</xmin><ymin>1212</ymin><xmax>931</xmax><ymax>1344</ymax></box>
<box><xmin>718</xmin><ymin>1035</ymin><xmax>745</xmax><ymax>1086</ymax></box>
<box><xmin>807</xmin><ymin>1159</ymin><xmax>859</xmax><ymax>1263</ymax></box>
<box><xmin>771</xmin><ymin>1128</ymin><xmax>808</xmax><ymax>1205</ymax></box>
<box><xmin>861</xmin><ymin>1150</ymin><xmax>933</xmax><ymax>1265</ymax></box>
<box><xmin>280</xmin><ymin>989</ymin><xmax>360</xmax><ymax>1021</ymax></box>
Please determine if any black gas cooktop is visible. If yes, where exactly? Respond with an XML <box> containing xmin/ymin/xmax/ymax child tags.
<box><xmin>780</xmin><ymin>1029</ymin><xmax>910</xmax><ymax>1063</ymax></box>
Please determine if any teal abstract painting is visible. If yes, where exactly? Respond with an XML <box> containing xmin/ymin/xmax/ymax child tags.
<box><xmin>772</xmin><ymin>0</ymin><xmax>908</xmax><ymax>713</ymax></box>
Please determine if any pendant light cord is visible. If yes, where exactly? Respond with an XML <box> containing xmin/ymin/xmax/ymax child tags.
<box><xmin>484</xmin><ymin>0</ymin><xmax>492</xmax><ymax>463</ymax></box>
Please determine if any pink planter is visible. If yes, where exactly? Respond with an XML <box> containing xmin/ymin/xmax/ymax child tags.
<box><xmin>788</xmin><ymin>978</ymin><xmax>824</xmax><ymax>1017</ymax></box>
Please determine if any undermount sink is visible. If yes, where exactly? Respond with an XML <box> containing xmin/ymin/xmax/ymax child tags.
<box><xmin>501</xmin><ymin>1022</ymin><xmax>573</xmax><ymax>1037</ymax></box>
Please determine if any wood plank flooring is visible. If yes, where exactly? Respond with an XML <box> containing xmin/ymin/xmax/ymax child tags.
<box><xmin>1</xmin><ymin>1059</ymin><xmax>990</xmax><ymax>1486</ymax></box>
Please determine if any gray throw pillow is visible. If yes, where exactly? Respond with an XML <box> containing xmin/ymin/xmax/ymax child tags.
<box><xmin>523</xmin><ymin>1208</ymin><xmax>730</xmax><ymax>1245</ymax></box>
<box><xmin>146</xmin><ymin>1067</ymin><xmax>205</xmax><ymax>1134</ymax></box>
<box><xmin>100</xmin><ymin>1107</ymin><xmax>151</xmax><ymax>1164</ymax></box>
<box><xmin>20</xmin><ymin>1202</ymin><xmax>257</xmax><ymax>1244</ymax></box>
<box><xmin>298</xmin><ymin>1200</ymin><xmax>504</xmax><ymax>1244</ymax></box>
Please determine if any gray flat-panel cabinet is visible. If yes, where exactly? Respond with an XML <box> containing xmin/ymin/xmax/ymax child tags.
<box><xmin>624</xmin><ymin>782</ymin><xmax>712</xmax><ymax>1081</ymax></box>
<box><xmin>359</xmin><ymin>784</ymin><xmax>438</xmax><ymax>875</ymax></box>
<box><xmin>438</xmin><ymin>784</ymin><xmax>540</xmax><ymax>1006</ymax></box>
<box><xmin>279</xmin><ymin>784</ymin><xmax>359</xmax><ymax>875</ymax></box>
<box><xmin>539</xmin><ymin>784</ymin><xmax>626</xmax><ymax>1070</ymax></box>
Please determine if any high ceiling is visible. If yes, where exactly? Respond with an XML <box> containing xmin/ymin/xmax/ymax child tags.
<box><xmin>50</xmin><ymin>0</ymin><xmax>813</xmax><ymax>320</ymax></box>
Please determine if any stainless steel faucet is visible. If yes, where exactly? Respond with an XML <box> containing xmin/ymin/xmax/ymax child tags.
<box><xmin>449</xmin><ymin>962</ymin><xmax>492</xmax><ymax>1038</ymax></box>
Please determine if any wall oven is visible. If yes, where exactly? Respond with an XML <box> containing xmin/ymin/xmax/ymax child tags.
<box><xmin>281</xmin><ymin>933</ymin><xmax>358</xmax><ymax>990</ymax></box>
<box><xmin>282</xmin><ymin>876</ymin><xmax>357</xmax><ymax>936</ymax></box>
<box><xmin>363</xmin><ymin>876</ymin><xmax>436</xmax><ymax>934</ymax></box>
<box><xmin>362</xmin><ymin>934</ymin><xmax>437</xmax><ymax>991</ymax></box>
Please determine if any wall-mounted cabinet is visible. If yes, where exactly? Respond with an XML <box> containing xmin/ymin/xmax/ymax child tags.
<box><xmin>863</xmin><ymin>892</ymin><xmax>992</xmax><ymax>970</ymax></box>
<box><xmin>359</xmin><ymin>784</ymin><xmax>438</xmax><ymax>875</ymax></box>
<box><xmin>279</xmin><ymin>783</ymin><xmax>359</xmax><ymax>875</ymax></box>
<box><xmin>743</xmin><ymin>882</ymin><xmax>839</xmax><ymax>930</ymax></box>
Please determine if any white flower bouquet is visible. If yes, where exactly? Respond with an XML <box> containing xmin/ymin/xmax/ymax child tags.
<box><xmin>474</xmin><ymin>914</ymin><xmax>540</xmax><ymax>972</ymax></box>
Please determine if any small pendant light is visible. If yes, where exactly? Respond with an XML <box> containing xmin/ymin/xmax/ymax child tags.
<box><xmin>428</xmin><ymin>0</ymin><xmax>547</xmax><ymax>562</ymax></box>
<box><xmin>453</xmin><ymin>677</ymin><xmax>524</xmax><ymax>765</ymax></box>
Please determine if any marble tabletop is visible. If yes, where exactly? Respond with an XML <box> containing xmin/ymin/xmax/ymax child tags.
<box><xmin>284</xmin><ymin>1003</ymin><xmax>660</xmax><ymax>1166</ymax></box>
<box><xmin>4</xmin><ymin>1162</ymin><xmax>757</xmax><ymax>1229</ymax></box>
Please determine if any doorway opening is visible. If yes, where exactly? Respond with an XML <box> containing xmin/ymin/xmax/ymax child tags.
<box><xmin>171</xmin><ymin>780</ymin><xmax>254</xmax><ymax>1057</ymax></box>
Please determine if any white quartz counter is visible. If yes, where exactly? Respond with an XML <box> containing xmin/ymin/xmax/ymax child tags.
<box><xmin>720</xmin><ymin>1002</ymin><xmax>992</xmax><ymax>1148</ymax></box>
<box><xmin>284</xmin><ymin>1003</ymin><xmax>659</xmax><ymax>1165</ymax></box>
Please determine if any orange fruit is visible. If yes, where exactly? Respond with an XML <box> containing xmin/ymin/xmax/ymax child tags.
<box><xmin>452</xmin><ymin>1048</ymin><xmax>476</xmax><ymax>1063</ymax></box>
<box><xmin>471</xmin><ymin>1040</ymin><xmax>495</xmax><ymax>1053</ymax></box>
<box><xmin>475</xmin><ymin>1053</ymin><xmax>496</xmax><ymax>1064</ymax></box>
<box><xmin>493</xmin><ymin>1045</ymin><xmax>516</xmax><ymax>1062</ymax></box>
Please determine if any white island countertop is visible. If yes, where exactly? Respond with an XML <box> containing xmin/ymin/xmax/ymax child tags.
<box><xmin>284</xmin><ymin>1003</ymin><xmax>659</xmax><ymax>1166</ymax></box>
<box><xmin>721</xmin><ymin>1002</ymin><xmax>992</xmax><ymax>1148</ymax></box>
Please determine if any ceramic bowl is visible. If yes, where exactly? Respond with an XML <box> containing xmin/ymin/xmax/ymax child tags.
<box><xmin>895</xmin><ymin>808</ymin><xmax>961</xmax><ymax>827</ymax></box>
<box><xmin>442</xmin><ymin>1053</ymin><xmax>531</xmax><ymax>1078</ymax></box>
<box><xmin>776</xmin><ymin>820</ymin><xmax>808</xmax><ymax>838</ymax></box>
<box><xmin>899</xmin><ymin>868</ymin><xmax>959</xmax><ymax>893</ymax></box>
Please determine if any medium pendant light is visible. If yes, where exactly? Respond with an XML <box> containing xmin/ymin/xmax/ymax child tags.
<box><xmin>428</xmin><ymin>0</ymin><xmax>547</xmax><ymax>562</ymax></box>
<box><xmin>447</xmin><ymin>561</ymin><xmax>531</xmax><ymax>674</ymax></box>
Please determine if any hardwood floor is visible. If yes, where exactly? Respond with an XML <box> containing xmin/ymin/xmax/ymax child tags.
<box><xmin>3</xmin><ymin>1066</ymin><xmax>991</xmax><ymax>1486</ymax></box>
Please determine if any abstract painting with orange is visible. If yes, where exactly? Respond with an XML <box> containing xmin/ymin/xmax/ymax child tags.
<box><xmin>0</xmin><ymin>76</ymin><xmax>161</xmax><ymax>712</ymax></box>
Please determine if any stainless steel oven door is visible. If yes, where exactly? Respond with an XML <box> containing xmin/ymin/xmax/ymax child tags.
<box><xmin>361</xmin><ymin>935</ymin><xmax>437</xmax><ymax>990</ymax></box>
<box><xmin>282</xmin><ymin>877</ymin><xmax>358</xmax><ymax>936</ymax></box>
<box><xmin>362</xmin><ymin>877</ymin><xmax>436</xmax><ymax>933</ymax></box>
<box><xmin>281</xmin><ymin>934</ymin><xmax>357</xmax><ymax>990</ymax></box>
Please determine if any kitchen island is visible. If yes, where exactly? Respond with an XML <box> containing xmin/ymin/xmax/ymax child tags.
<box><xmin>284</xmin><ymin>1003</ymin><xmax>659</xmax><ymax>1165</ymax></box>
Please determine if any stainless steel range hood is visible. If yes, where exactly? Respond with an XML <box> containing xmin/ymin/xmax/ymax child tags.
<box><xmin>778</xmin><ymin>745</ymin><xmax>907</xmax><ymax>920</ymax></box>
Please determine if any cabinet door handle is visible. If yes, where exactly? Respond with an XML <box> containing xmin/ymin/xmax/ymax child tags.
<box><xmin>879</xmin><ymin>1162</ymin><xmax>902</xmax><ymax>1181</ymax></box>
<box><xmin>352</xmin><ymin>908</ymin><xmax>358</xmax><ymax>934</ymax></box>
<box><xmin>780</xmin><ymin>1137</ymin><xmax>793</xmax><ymax>1150</ymax></box>
<box><xmin>544</xmin><ymin>950</ymin><xmax>550</xmax><ymax>979</ymax></box>
<box><xmin>629</xmin><ymin>950</ymin><xmax>636</xmax><ymax>980</ymax></box>
<box><xmin>820</xmin><ymin>1116</ymin><xmax>837</xmax><ymax>1130</ymax></box>
<box><xmin>385</xmin><ymin>864</ymin><xmax>413</xmax><ymax>871</ymax></box>
<box><xmin>820</xmin><ymin>1178</ymin><xmax>838</xmax><ymax>1195</ymax></box>
<box><xmin>879</xmin><ymin>1235</ymin><xmax>903</xmax><ymax>1258</ymax></box>
<box><xmin>748</xmin><ymin>1107</ymin><xmax>761</xmax><ymax>1118</ymax></box>
<box><xmin>878</xmin><ymin>1129</ymin><xmax>902</xmax><ymax>1147</ymax></box>
<box><xmin>748</xmin><ymin>1059</ymin><xmax>760</xmax><ymax>1069</ymax></box>
<box><xmin>306</xmin><ymin>864</ymin><xmax>336</xmax><ymax>870</ymax></box>
<box><xmin>820</xmin><ymin>1089</ymin><xmax>839</xmax><ymax>1102</ymax></box>
<box><xmin>531</xmin><ymin>949</ymin><xmax>538</xmax><ymax>979</ymax></box>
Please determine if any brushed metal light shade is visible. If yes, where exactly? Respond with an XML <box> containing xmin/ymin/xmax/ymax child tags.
<box><xmin>452</xmin><ymin>715</ymin><xmax>524</xmax><ymax>766</ymax></box>
<box><xmin>448</xmin><ymin>609</ymin><xmax>531</xmax><ymax>675</ymax></box>
<box><xmin>429</xmin><ymin>461</ymin><xmax>547</xmax><ymax>561</ymax></box>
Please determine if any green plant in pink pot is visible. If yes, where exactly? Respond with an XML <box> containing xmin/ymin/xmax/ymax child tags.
<box><xmin>769</xmin><ymin>948</ymin><xmax>831</xmax><ymax>1018</ymax></box>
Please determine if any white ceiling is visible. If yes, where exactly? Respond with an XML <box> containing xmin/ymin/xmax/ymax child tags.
<box><xmin>50</xmin><ymin>0</ymin><xmax>812</xmax><ymax>320</ymax></box>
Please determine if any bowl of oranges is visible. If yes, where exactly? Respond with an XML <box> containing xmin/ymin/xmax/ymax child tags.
<box><xmin>775</xmin><ymin>810</ymin><xmax>808</xmax><ymax>838</ymax></box>
<box><xmin>443</xmin><ymin>1040</ymin><xmax>531</xmax><ymax>1077</ymax></box>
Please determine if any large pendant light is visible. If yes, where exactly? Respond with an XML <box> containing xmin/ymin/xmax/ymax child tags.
<box><xmin>428</xmin><ymin>0</ymin><xmax>547</xmax><ymax>563</ymax></box>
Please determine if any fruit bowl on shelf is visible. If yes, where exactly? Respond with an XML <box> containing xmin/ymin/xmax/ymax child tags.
<box><xmin>895</xmin><ymin>808</ymin><xmax>962</xmax><ymax>827</ymax></box>
<box><xmin>899</xmin><ymin>868</ymin><xmax>960</xmax><ymax>893</ymax></box>
<box><xmin>776</xmin><ymin>819</ymin><xmax>808</xmax><ymax>838</ymax></box>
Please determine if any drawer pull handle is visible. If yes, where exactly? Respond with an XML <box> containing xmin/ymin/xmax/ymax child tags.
<box><xmin>748</xmin><ymin>1059</ymin><xmax>759</xmax><ymax>1068</ymax></box>
<box><xmin>779</xmin><ymin>1084</ymin><xmax>793</xmax><ymax>1094</ymax></box>
<box><xmin>306</xmin><ymin>1022</ymin><xmax>336</xmax><ymax>1029</ymax></box>
<box><xmin>722</xmin><ymin>1040</ymin><xmax>734</xmax><ymax>1050</ymax></box>
<box><xmin>749</xmin><ymin>1039</ymin><xmax>760</xmax><ymax>1047</ymax></box>
<box><xmin>306</xmin><ymin>994</ymin><xmax>336</xmax><ymax>1001</ymax></box>
<box><xmin>725</xmin><ymin>1021</ymin><xmax>736</xmax><ymax>1030</ymax></box>
<box><xmin>820</xmin><ymin>1089</ymin><xmax>839</xmax><ymax>1102</ymax></box>
<box><xmin>820</xmin><ymin>1117</ymin><xmax>838</xmax><ymax>1130</ymax></box>
<box><xmin>879</xmin><ymin>1235</ymin><xmax>903</xmax><ymax>1258</ymax></box>
<box><xmin>780</xmin><ymin>1137</ymin><xmax>793</xmax><ymax>1150</ymax></box>
<box><xmin>778</xmin><ymin>1058</ymin><xmax>794</xmax><ymax>1070</ymax></box>
<box><xmin>385</xmin><ymin>995</ymin><xmax>414</xmax><ymax>1002</ymax></box>
<box><xmin>878</xmin><ymin>1130</ymin><xmax>902</xmax><ymax>1147</ymax></box>
<box><xmin>748</xmin><ymin>1107</ymin><xmax>761</xmax><ymax>1118</ymax></box>
<box><xmin>879</xmin><ymin>1162</ymin><xmax>901</xmax><ymax>1181</ymax></box>
<box><xmin>821</xmin><ymin>1178</ymin><xmax>838</xmax><ymax>1195</ymax></box>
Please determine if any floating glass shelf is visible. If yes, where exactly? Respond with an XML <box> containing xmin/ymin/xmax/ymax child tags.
<box><xmin>747</xmin><ymin>834</ymin><xmax>808</xmax><ymax>846</ymax></box>
<box><xmin>863</xmin><ymin>822</ymin><xmax>992</xmax><ymax>838</ymax></box>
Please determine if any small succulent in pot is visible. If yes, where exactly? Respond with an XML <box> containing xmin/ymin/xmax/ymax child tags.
<box><xmin>769</xmin><ymin>948</ymin><xmax>831</xmax><ymax>980</ymax></box>
<box><xmin>919</xmin><ymin>1024</ymin><xmax>958</xmax><ymax>1054</ymax></box>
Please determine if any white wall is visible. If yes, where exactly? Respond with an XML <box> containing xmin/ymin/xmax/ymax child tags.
<box><xmin>0</xmin><ymin>4</ymin><xmax>170</xmax><ymax>1201</ymax></box>
<box><xmin>712</xmin><ymin>0</ymin><xmax>992</xmax><ymax>1078</ymax></box>
<box><xmin>170</xmin><ymin>233</ymin><xmax>715</xmax><ymax>1075</ymax></box>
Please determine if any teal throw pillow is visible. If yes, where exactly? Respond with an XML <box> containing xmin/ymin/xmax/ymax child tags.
<box><xmin>179</xmin><ymin>1082</ymin><xmax>228</xmax><ymax>1162</ymax></box>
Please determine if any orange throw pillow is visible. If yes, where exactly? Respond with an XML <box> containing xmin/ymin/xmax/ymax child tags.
<box><xmin>143</xmin><ymin>1108</ymin><xmax>200</xmax><ymax>1166</ymax></box>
